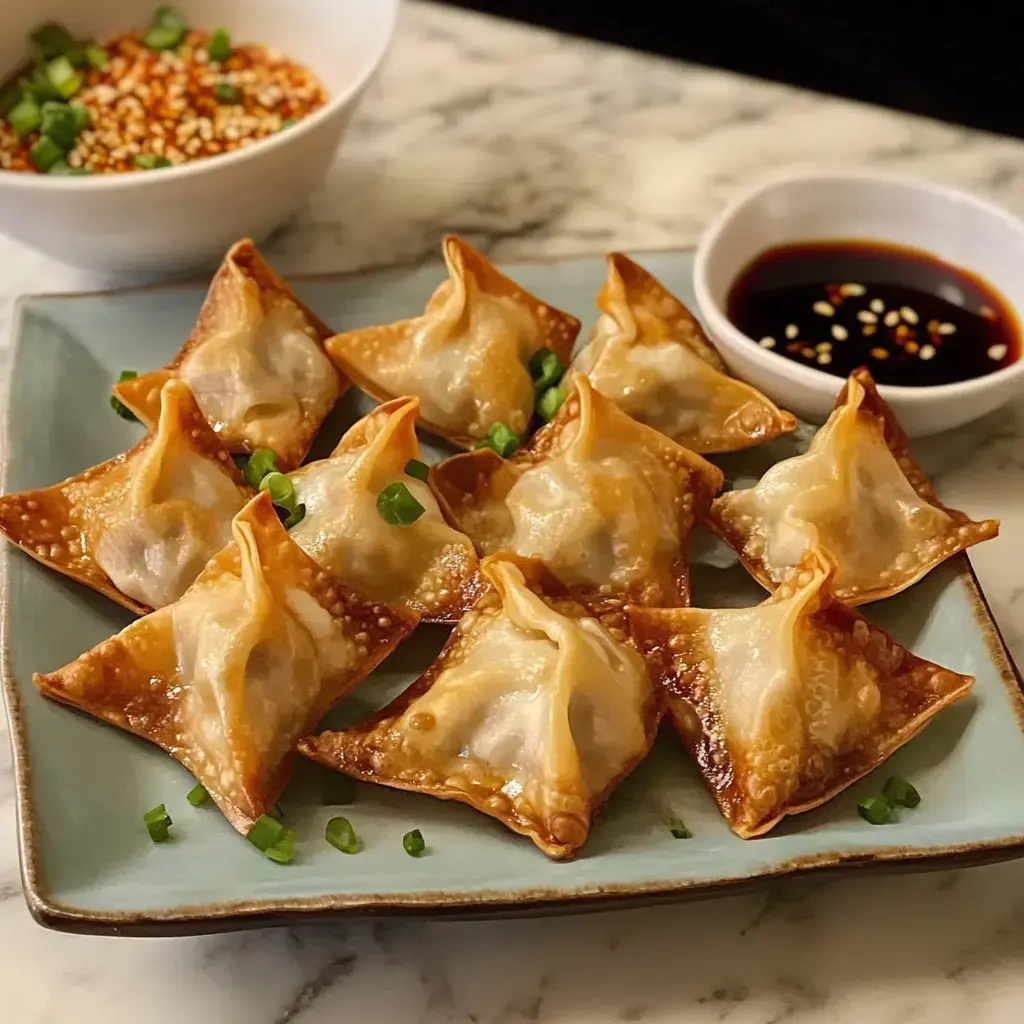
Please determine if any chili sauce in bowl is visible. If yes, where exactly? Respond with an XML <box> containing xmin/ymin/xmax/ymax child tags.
<box><xmin>726</xmin><ymin>240</ymin><xmax>1021</xmax><ymax>388</ymax></box>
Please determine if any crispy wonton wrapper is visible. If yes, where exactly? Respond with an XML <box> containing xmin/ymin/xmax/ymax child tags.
<box><xmin>325</xmin><ymin>235</ymin><xmax>580</xmax><ymax>449</ymax></box>
<box><xmin>709</xmin><ymin>368</ymin><xmax>999</xmax><ymax>605</ymax></box>
<box><xmin>571</xmin><ymin>253</ymin><xmax>796</xmax><ymax>452</ymax></box>
<box><xmin>430</xmin><ymin>373</ymin><xmax>724</xmax><ymax>612</ymax></box>
<box><xmin>629</xmin><ymin>552</ymin><xmax>974</xmax><ymax>838</ymax></box>
<box><xmin>0</xmin><ymin>379</ymin><xmax>251</xmax><ymax>614</ymax></box>
<box><xmin>299</xmin><ymin>554</ymin><xmax>659</xmax><ymax>859</ymax></box>
<box><xmin>288</xmin><ymin>396</ymin><xmax>487</xmax><ymax>622</ymax></box>
<box><xmin>35</xmin><ymin>493</ymin><xmax>419</xmax><ymax>833</ymax></box>
<box><xmin>113</xmin><ymin>239</ymin><xmax>344</xmax><ymax>471</ymax></box>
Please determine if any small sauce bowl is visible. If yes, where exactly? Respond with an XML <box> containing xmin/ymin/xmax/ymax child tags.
<box><xmin>693</xmin><ymin>173</ymin><xmax>1024</xmax><ymax>436</ymax></box>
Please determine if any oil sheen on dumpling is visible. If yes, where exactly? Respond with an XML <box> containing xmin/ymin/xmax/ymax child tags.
<box><xmin>288</xmin><ymin>397</ymin><xmax>482</xmax><ymax>620</ymax></box>
<box><xmin>571</xmin><ymin>253</ymin><xmax>796</xmax><ymax>452</ymax></box>
<box><xmin>710</xmin><ymin>369</ymin><xmax>999</xmax><ymax>604</ymax></box>
<box><xmin>325</xmin><ymin>236</ymin><xmax>579</xmax><ymax>448</ymax></box>
<box><xmin>629</xmin><ymin>554</ymin><xmax>973</xmax><ymax>838</ymax></box>
<box><xmin>299</xmin><ymin>557</ymin><xmax>658</xmax><ymax>859</ymax></box>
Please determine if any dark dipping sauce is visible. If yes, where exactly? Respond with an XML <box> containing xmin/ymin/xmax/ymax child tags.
<box><xmin>726</xmin><ymin>240</ymin><xmax>1021</xmax><ymax>387</ymax></box>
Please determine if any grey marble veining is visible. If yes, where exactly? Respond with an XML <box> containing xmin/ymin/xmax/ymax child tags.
<box><xmin>2</xmin><ymin>2</ymin><xmax>1024</xmax><ymax>1021</ymax></box>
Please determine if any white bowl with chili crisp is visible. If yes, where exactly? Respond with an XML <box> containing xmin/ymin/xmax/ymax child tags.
<box><xmin>0</xmin><ymin>0</ymin><xmax>397</xmax><ymax>273</ymax></box>
<box><xmin>694</xmin><ymin>173</ymin><xmax>1024</xmax><ymax>437</ymax></box>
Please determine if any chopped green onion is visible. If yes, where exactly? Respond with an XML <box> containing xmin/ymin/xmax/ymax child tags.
<box><xmin>325</xmin><ymin>816</ymin><xmax>361</xmax><ymax>854</ymax></box>
<box><xmin>110</xmin><ymin>370</ymin><xmax>138</xmax><ymax>420</ymax></box>
<box><xmin>0</xmin><ymin>85</ymin><xmax>22</xmax><ymax>118</ymax></box>
<box><xmin>322</xmin><ymin>773</ymin><xmax>355</xmax><ymax>806</ymax></box>
<box><xmin>376</xmin><ymin>482</ymin><xmax>425</xmax><ymax>526</ymax></box>
<box><xmin>536</xmin><ymin>383</ymin><xmax>566</xmax><ymax>423</ymax></box>
<box><xmin>280</xmin><ymin>118</ymin><xmax>297</xmax><ymax>131</ymax></box>
<box><xmin>529</xmin><ymin>346</ymin><xmax>564</xmax><ymax>391</ymax></box>
<box><xmin>71</xmin><ymin>103</ymin><xmax>92</xmax><ymax>131</ymax></box>
<box><xmin>247</xmin><ymin>813</ymin><xmax>285</xmax><ymax>852</ymax></box>
<box><xmin>30</xmin><ymin>135</ymin><xmax>64</xmax><ymax>172</ymax></box>
<box><xmin>402</xmin><ymin>828</ymin><xmax>426</xmax><ymax>857</ymax></box>
<box><xmin>883</xmin><ymin>776</ymin><xmax>920</xmax><ymax>809</ymax></box>
<box><xmin>47</xmin><ymin>158</ymin><xmax>90</xmax><ymax>175</ymax></box>
<box><xmin>214</xmin><ymin>80</ymin><xmax>241</xmax><ymax>104</ymax></box>
<box><xmin>86</xmin><ymin>45</ymin><xmax>110</xmax><ymax>69</ymax></box>
<box><xmin>243</xmin><ymin>447</ymin><xmax>277</xmax><ymax>489</ymax></box>
<box><xmin>30</xmin><ymin>22</ymin><xmax>80</xmax><ymax>60</ymax></box>
<box><xmin>40</xmin><ymin>102</ymin><xmax>79</xmax><ymax>149</ymax></box>
<box><xmin>404</xmin><ymin>458</ymin><xmax>430</xmax><ymax>482</ymax></box>
<box><xmin>22</xmin><ymin>67</ymin><xmax>62</xmax><ymax>104</ymax></box>
<box><xmin>260</xmin><ymin>471</ymin><xmax>297</xmax><ymax>513</ymax></box>
<box><xmin>666</xmin><ymin>817</ymin><xmax>692</xmax><ymax>839</ymax></box>
<box><xmin>474</xmin><ymin>422</ymin><xmax>521</xmax><ymax>458</ymax></box>
<box><xmin>133</xmin><ymin>153</ymin><xmax>171</xmax><ymax>170</ymax></box>
<box><xmin>283</xmin><ymin>502</ymin><xmax>306</xmax><ymax>529</ymax></box>
<box><xmin>264</xmin><ymin>828</ymin><xmax>296</xmax><ymax>864</ymax></box>
<box><xmin>143</xmin><ymin>5</ymin><xmax>188</xmax><ymax>50</ymax></box>
<box><xmin>144</xmin><ymin>803</ymin><xmax>172</xmax><ymax>842</ymax></box>
<box><xmin>208</xmin><ymin>27</ymin><xmax>231</xmax><ymax>62</ymax></box>
<box><xmin>186</xmin><ymin>783</ymin><xmax>210</xmax><ymax>807</ymax></box>
<box><xmin>8</xmin><ymin>97</ymin><xmax>41</xmax><ymax>139</ymax></box>
<box><xmin>46</xmin><ymin>56</ymin><xmax>82</xmax><ymax>99</ymax></box>
<box><xmin>857</xmin><ymin>793</ymin><xmax>893</xmax><ymax>825</ymax></box>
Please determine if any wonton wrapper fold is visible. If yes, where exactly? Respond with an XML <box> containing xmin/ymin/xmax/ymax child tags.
<box><xmin>35</xmin><ymin>493</ymin><xmax>419</xmax><ymax>833</ymax></box>
<box><xmin>288</xmin><ymin>396</ymin><xmax>485</xmax><ymax>622</ymax></box>
<box><xmin>571</xmin><ymin>253</ymin><xmax>796</xmax><ymax>452</ymax></box>
<box><xmin>709</xmin><ymin>368</ymin><xmax>999</xmax><ymax>605</ymax></box>
<box><xmin>629</xmin><ymin>553</ymin><xmax>973</xmax><ymax>838</ymax></box>
<box><xmin>325</xmin><ymin>235</ymin><xmax>580</xmax><ymax>448</ymax></box>
<box><xmin>300</xmin><ymin>555</ymin><xmax>659</xmax><ymax>859</ymax></box>
<box><xmin>430</xmin><ymin>374</ymin><xmax>724</xmax><ymax>611</ymax></box>
<box><xmin>113</xmin><ymin>239</ymin><xmax>343</xmax><ymax>471</ymax></box>
<box><xmin>0</xmin><ymin>379</ymin><xmax>251</xmax><ymax>614</ymax></box>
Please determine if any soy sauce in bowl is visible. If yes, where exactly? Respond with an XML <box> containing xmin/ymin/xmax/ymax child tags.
<box><xmin>726</xmin><ymin>240</ymin><xmax>1021</xmax><ymax>387</ymax></box>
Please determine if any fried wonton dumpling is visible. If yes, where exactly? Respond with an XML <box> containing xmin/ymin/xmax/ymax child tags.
<box><xmin>709</xmin><ymin>368</ymin><xmax>999</xmax><ymax>605</ymax></box>
<box><xmin>0</xmin><ymin>380</ymin><xmax>251</xmax><ymax>614</ymax></box>
<box><xmin>324</xmin><ymin>235</ymin><xmax>581</xmax><ymax>448</ymax></box>
<box><xmin>570</xmin><ymin>253</ymin><xmax>796</xmax><ymax>452</ymax></box>
<box><xmin>35</xmin><ymin>494</ymin><xmax>419</xmax><ymax>833</ymax></box>
<box><xmin>629</xmin><ymin>553</ymin><xmax>973</xmax><ymax>838</ymax></box>
<box><xmin>288</xmin><ymin>396</ymin><xmax>486</xmax><ymax>622</ymax></box>
<box><xmin>113</xmin><ymin>239</ymin><xmax>344</xmax><ymax>471</ymax></box>
<box><xmin>430</xmin><ymin>374</ymin><xmax>724</xmax><ymax>611</ymax></box>
<box><xmin>299</xmin><ymin>555</ymin><xmax>659</xmax><ymax>859</ymax></box>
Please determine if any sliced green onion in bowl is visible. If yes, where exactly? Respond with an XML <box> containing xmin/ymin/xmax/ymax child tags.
<box><xmin>243</xmin><ymin>447</ymin><xmax>277</xmax><ymax>489</ymax></box>
<box><xmin>260</xmin><ymin>471</ymin><xmax>297</xmax><ymax>512</ymax></box>
<box><xmin>48</xmin><ymin>158</ymin><xmax>90</xmax><ymax>176</ymax></box>
<box><xmin>404</xmin><ymin>458</ymin><xmax>430</xmax><ymax>482</ymax></box>
<box><xmin>325</xmin><ymin>816</ymin><xmax>361</xmax><ymax>854</ymax></box>
<box><xmin>208</xmin><ymin>27</ymin><xmax>231</xmax><ymax>62</ymax></box>
<box><xmin>187</xmin><ymin>783</ymin><xmax>210</xmax><ymax>807</ymax></box>
<box><xmin>30</xmin><ymin>22</ymin><xmax>81</xmax><ymax>60</ymax></box>
<box><xmin>86</xmin><ymin>45</ymin><xmax>110</xmax><ymax>69</ymax></box>
<box><xmin>40</xmin><ymin>101</ymin><xmax>80</xmax><ymax>149</ymax></box>
<box><xmin>529</xmin><ymin>346</ymin><xmax>564</xmax><ymax>391</ymax></box>
<box><xmin>402</xmin><ymin>828</ymin><xmax>426</xmax><ymax>857</ymax></box>
<box><xmin>377</xmin><ymin>482</ymin><xmax>425</xmax><ymax>526</ymax></box>
<box><xmin>474</xmin><ymin>422</ymin><xmax>521</xmax><ymax>458</ymax></box>
<box><xmin>0</xmin><ymin>85</ymin><xmax>22</xmax><ymax>118</ymax></box>
<box><xmin>29</xmin><ymin>136</ymin><xmax>64</xmax><ymax>172</ymax></box>
<box><xmin>536</xmin><ymin>383</ymin><xmax>566</xmax><ymax>423</ymax></box>
<box><xmin>143</xmin><ymin>803</ymin><xmax>172</xmax><ymax>842</ymax></box>
<box><xmin>46</xmin><ymin>55</ymin><xmax>82</xmax><ymax>98</ymax></box>
<box><xmin>666</xmin><ymin>817</ymin><xmax>692</xmax><ymax>839</ymax></box>
<box><xmin>283</xmin><ymin>502</ymin><xmax>306</xmax><ymax>529</ymax></box>
<box><xmin>8</xmin><ymin>97</ymin><xmax>42</xmax><ymax>140</ymax></box>
<box><xmin>110</xmin><ymin>370</ymin><xmax>138</xmax><ymax>420</ymax></box>
<box><xmin>882</xmin><ymin>775</ymin><xmax>920</xmax><ymax>809</ymax></box>
<box><xmin>143</xmin><ymin>6</ymin><xmax>188</xmax><ymax>50</ymax></box>
<box><xmin>214</xmin><ymin>80</ymin><xmax>241</xmax><ymax>104</ymax></box>
<box><xmin>133</xmin><ymin>153</ymin><xmax>172</xmax><ymax>170</ymax></box>
<box><xmin>857</xmin><ymin>793</ymin><xmax>893</xmax><ymax>825</ymax></box>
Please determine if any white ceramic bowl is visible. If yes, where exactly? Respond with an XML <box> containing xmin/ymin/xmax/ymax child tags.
<box><xmin>693</xmin><ymin>174</ymin><xmax>1024</xmax><ymax>436</ymax></box>
<box><xmin>0</xmin><ymin>0</ymin><xmax>397</xmax><ymax>273</ymax></box>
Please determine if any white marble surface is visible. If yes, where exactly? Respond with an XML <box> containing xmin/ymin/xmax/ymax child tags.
<box><xmin>3</xmin><ymin>2</ymin><xmax>1024</xmax><ymax>1021</ymax></box>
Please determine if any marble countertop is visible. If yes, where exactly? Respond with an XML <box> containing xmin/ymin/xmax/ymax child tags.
<box><xmin>3</xmin><ymin>3</ymin><xmax>1024</xmax><ymax>1021</ymax></box>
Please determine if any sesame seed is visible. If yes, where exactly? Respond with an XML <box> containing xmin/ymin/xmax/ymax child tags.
<box><xmin>906</xmin><ymin>341</ymin><xmax>920</xmax><ymax>355</ymax></box>
<box><xmin>920</xmin><ymin>344</ymin><xmax>936</xmax><ymax>360</ymax></box>
<box><xmin>988</xmin><ymin>343</ymin><xmax>1008</xmax><ymax>360</ymax></box>
<box><xmin>813</xmin><ymin>301</ymin><xmax>835</xmax><ymax>316</ymax></box>
<box><xmin>759</xmin><ymin>336</ymin><xmax>776</xmax><ymax>349</ymax></box>
<box><xmin>980</xmin><ymin>305</ymin><xmax>997</xmax><ymax>320</ymax></box>
<box><xmin>869</xmin><ymin>347</ymin><xmax>890</xmax><ymax>360</ymax></box>
<box><xmin>863</xmin><ymin>324</ymin><xmax>877</xmax><ymax>336</ymax></box>
<box><xmin>785</xmin><ymin>324</ymin><xmax>799</xmax><ymax>340</ymax></box>
<box><xmin>937</xmin><ymin>322</ymin><xmax>957</xmax><ymax>335</ymax></box>
<box><xmin>840</xmin><ymin>283</ymin><xmax>866</xmax><ymax>296</ymax></box>
<box><xmin>800</xmin><ymin>346</ymin><xmax>815</xmax><ymax>359</ymax></box>
<box><xmin>900</xmin><ymin>306</ymin><xmax>919</xmax><ymax>324</ymax></box>
<box><xmin>870</xmin><ymin>298</ymin><xmax>885</xmax><ymax>314</ymax></box>
<box><xmin>817</xmin><ymin>352</ymin><xmax>833</xmax><ymax>365</ymax></box>
<box><xmin>816</xmin><ymin>342</ymin><xmax>832</xmax><ymax>352</ymax></box>
<box><xmin>831</xmin><ymin>324</ymin><xmax>848</xmax><ymax>341</ymax></box>
<box><xmin>857</xmin><ymin>310</ymin><xmax>878</xmax><ymax>324</ymax></box>
<box><xmin>883</xmin><ymin>310</ymin><xmax>900</xmax><ymax>328</ymax></box>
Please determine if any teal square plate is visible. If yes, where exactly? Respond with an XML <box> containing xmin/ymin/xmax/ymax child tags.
<box><xmin>4</xmin><ymin>250</ymin><xmax>1023</xmax><ymax>936</ymax></box>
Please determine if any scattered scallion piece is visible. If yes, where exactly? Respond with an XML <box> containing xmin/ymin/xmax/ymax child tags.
<box><xmin>144</xmin><ymin>803</ymin><xmax>172</xmax><ymax>842</ymax></box>
<box><xmin>86</xmin><ymin>45</ymin><xmax>110</xmax><ymax>69</ymax></box>
<box><xmin>110</xmin><ymin>370</ymin><xmax>138</xmax><ymax>420</ymax></box>
<box><xmin>0</xmin><ymin>85</ymin><xmax>22</xmax><ymax>118</ymax></box>
<box><xmin>529</xmin><ymin>346</ymin><xmax>564</xmax><ymax>392</ymax></box>
<box><xmin>243</xmin><ymin>447</ymin><xmax>277</xmax><ymax>489</ymax></box>
<box><xmin>404</xmin><ymin>458</ymin><xmax>430</xmax><ymax>482</ymax></box>
<box><xmin>29</xmin><ymin>135</ymin><xmax>63</xmax><ymax>172</ymax></box>
<box><xmin>214</xmin><ymin>80</ymin><xmax>241</xmax><ymax>104</ymax></box>
<box><xmin>48</xmin><ymin>158</ymin><xmax>90</xmax><ymax>175</ymax></box>
<box><xmin>187</xmin><ymin>783</ymin><xmax>210</xmax><ymax>807</ymax></box>
<box><xmin>260</xmin><ymin>471</ymin><xmax>297</xmax><ymax>513</ymax></box>
<box><xmin>247</xmin><ymin>813</ymin><xmax>285</xmax><ymax>852</ymax></box>
<box><xmin>666</xmin><ymin>818</ymin><xmax>692</xmax><ymax>839</ymax></box>
<box><xmin>857</xmin><ymin>793</ymin><xmax>893</xmax><ymax>825</ymax></box>
<box><xmin>283</xmin><ymin>502</ymin><xmax>306</xmax><ymax>529</ymax></box>
<box><xmin>40</xmin><ymin>101</ymin><xmax>80</xmax><ymax>149</ymax></box>
<box><xmin>143</xmin><ymin>5</ymin><xmax>189</xmax><ymax>51</ymax></box>
<box><xmin>133</xmin><ymin>153</ymin><xmax>172</xmax><ymax>170</ymax></box>
<box><xmin>264</xmin><ymin>831</ymin><xmax>296</xmax><ymax>864</ymax></box>
<box><xmin>376</xmin><ymin>481</ymin><xmax>425</xmax><ymax>526</ymax></box>
<box><xmin>474</xmin><ymin>421</ymin><xmax>521</xmax><ymax>458</ymax></box>
<box><xmin>46</xmin><ymin>55</ymin><xmax>82</xmax><ymax>99</ymax></box>
<box><xmin>71</xmin><ymin>103</ymin><xmax>92</xmax><ymax>131</ymax></box>
<box><xmin>22</xmin><ymin>67</ymin><xmax>62</xmax><ymax>103</ymax></box>
<box><xmin>30</xmin><ymin>22</ymin><xmax>81</xmax><ymax>60</ymax></box>
<box><xmin>536</xmin><ymin>383</ymin><xmax>566</xmax><ymax>423</ymax></box>
<box><xmin>208</xmin><ymin>27</ymin><xmax>231</xmax><ymax>62</ymax></box>
<box><xmin>8</xmin><ymin>97</ymin><xmax>42</xmax><ymax>140</ymax></box>
<box><xmin>882</xmin><ymin>776</ymin><xmax>921</xmax><ymax>809</ymax></box>
<box><xmin>325</xmin><ymin>816</ymin><xmax>360</xmax><ymax>854</ymax></box>
<box><xmin>402</xmin><ymin>828</ymin><xmax>426</xmax><ymax>857</ymax></box>
<box><xmin>322</xmin><ymin>773</ymin><xmax>355</xmax><ymax>806</ymax></box>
